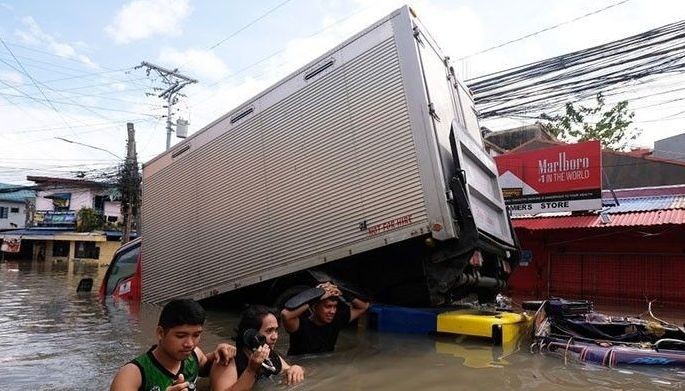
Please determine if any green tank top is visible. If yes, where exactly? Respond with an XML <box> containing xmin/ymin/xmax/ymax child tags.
<box><xmin>131</xmin><ymin>346</ymin><xmax>200</xmax><ymax>391</ymax></box>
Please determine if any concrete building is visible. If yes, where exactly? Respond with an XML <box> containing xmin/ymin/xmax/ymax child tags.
<box><xmin>0</xmin><ymin>177</ymin><xmax>125</xmax><ymax>265</ymax></box>
<box><xmin>27</xmin><ymin>176</ymin><xmax>121</xmax><ymax>228</ymax></box>
<box><xmin>0</xmin><ymin>184</ymin><xmax>35</xmax><ymax>230</ymax></box>
<box><xmin>653</xmin><ymin>132</ymin><xmax>685</xmax><ymax>163</ymax></box>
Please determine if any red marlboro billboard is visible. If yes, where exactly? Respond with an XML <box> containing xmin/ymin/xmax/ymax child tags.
<box><xmin>494</xmin><ymin>140</ymin><xmax>602</xmax><ymax>215</ymax></box>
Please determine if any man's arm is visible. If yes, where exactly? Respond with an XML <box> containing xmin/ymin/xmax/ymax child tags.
<box><xmin>195</xmin><ymin>343</ymin><xmax>236</xmax><ymax>376</ymax></box>
<box><xmin>281</xmin><ymin>304</ymin><xmax>308</xmax><ymax>333</ymax></box>
<box><xmin>349</xmin><ymin>297</ymin><xmax>370</xmax><ymax>322</ymax></box>
<box><xmin>282</xmin><ymin>282</ymin><xmax>343</xmax><ymax>332</ymax></box>
<box><xmin>110</xmin><ymin>363</ymin><xmax>142</xmax><ymax>391</ymax></box>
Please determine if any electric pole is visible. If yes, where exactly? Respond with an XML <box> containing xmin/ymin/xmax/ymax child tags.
<box><xmin>136</xmin><ymin>61</ymin><xmax>197</xmax><ymax>149</ymax></box>
<box><xmin>120</xmin><ymin>122</ymin><xmax>141</xmax><ymax>245</ymax></box>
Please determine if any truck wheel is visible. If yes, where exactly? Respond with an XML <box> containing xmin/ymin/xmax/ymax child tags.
<box><xmin>272</xmin><ymin>285</ymin><xmax>311</xmax><ymax>310</ymax></box>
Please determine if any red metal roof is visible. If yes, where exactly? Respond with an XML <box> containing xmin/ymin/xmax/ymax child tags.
<box><xmin>513</xmin><ymin>209</ymin><xmax>685</xmax><ymax>230</ymax></box>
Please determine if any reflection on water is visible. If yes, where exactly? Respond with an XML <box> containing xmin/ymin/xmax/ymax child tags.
<box><xmin>1</xmin><ymin>260</ymin><xmax>685</xmax><ymax>390</ymax></box>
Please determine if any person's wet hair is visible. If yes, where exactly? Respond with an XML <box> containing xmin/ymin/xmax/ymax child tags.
<box><xmin>158</xmin><ymin>299</ymin><xmax>206</xmax><ymax>329</ymax></box>
<box><xmin>235</xmin><ymin>305</ymin><xmax>279</xmax><ymax>349</ymax></box>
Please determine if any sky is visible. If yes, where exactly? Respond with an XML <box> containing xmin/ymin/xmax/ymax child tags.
<box><xmin>1</xmin><ymin>0</ymin><xmax>685</xmax><ymax>184</ymax></box>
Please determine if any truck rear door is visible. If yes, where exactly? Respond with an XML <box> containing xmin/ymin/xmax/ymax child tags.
<box><xmin>412</xmin><ymin>17</ymin><xmax>515</xmax><ymax>249</ymax></box>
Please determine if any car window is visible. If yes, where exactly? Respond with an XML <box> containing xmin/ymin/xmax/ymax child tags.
<box><xmin>105</xmin><ymin>245</ymin><xmax>140</xmax><ymax>295</ymax></box>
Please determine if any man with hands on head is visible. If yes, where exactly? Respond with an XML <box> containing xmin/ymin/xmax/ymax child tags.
<box><xmin>281</xmin><ymin>281</ymin><xmax>370</xmax><ymax>356</ymax></box>
<box><xmin>110</xmin><ymin>299</ymin><xmax>236</xmax><ymax>391</ymax></box>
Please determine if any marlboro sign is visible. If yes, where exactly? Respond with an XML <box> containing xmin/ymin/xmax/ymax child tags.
<box><xmin>494</xmin><ymin>141</ymin><xmax>602</xmax><ymax>215</ymax></box>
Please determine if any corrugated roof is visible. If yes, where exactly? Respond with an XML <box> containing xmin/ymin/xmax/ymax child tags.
<box><xmin>603</xmin><ymin>194</ymin><xmax>685</xmax><ymax>212</ymax></box>
<box><xmin>0</xmin><ymin>183</ymin><xmax>35</xmax><ymax>203</ymax></box>
<box><xmin>513</xmin><ymin>210</ymin><xmax>685</xmax><ymax>230</ymax></box>
<box><xmin>514</xmin><ymin>192</ymin><xmax>685</xmax><ymax>230</ymax></box>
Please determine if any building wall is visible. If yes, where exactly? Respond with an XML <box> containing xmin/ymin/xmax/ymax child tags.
<box><xmin>36</xmin><ymin>187</ymin><xmax>96</xmax><ymax>210</ymax></box>
<box><xmin>0</xmin><ymin>201</ymin><xmax>26</xmax><ymax>229</ymax></box>
<box><xmin>508</xmin><ymin>226</ymin><xmax>685</xmax><ymax>305</ymax></box>
<box><xmin>104</xmin><ymin>201</ymin><xmax>121</xmax><ymax>223</ymax></box>
<box><xmin>654</xmin><ymin>133</ymin><xmax>685</xmax><ymax>162</ymax></box>
<box><xmin>604</xmin><ymin>153</ymin><xmax>685</xmax><ymax>188</ymax></box>
<box><xmin>35</xmin><ymin>187</ymin><xmax>122</xmax><ymax>222</ymax></box>
<box><xmin>39</xmin><ymin>237</ymin><xmax>120</xmax><ymax>265</ymax></box>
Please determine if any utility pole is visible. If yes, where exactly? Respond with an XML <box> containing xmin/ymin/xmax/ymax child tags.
<box><xmin>135</xmin><ymin>61</ymin><xmax>197</xmax><ymax>149</ymax></box>
<box><xmin>120</xmin><ymin>123</ymin><xmax>141</xmax><ymax>245</ymax></box>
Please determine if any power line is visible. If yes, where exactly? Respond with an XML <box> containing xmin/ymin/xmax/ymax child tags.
<box><xmin>457</xmin><ymin>0</ymin><xmax>630</xmax><ymax>60</ymax></box>
<box><xmin>0</xmin><ymin>91</ymin><xmax>162</xmax><ymax>116</ymax></box>
<box><xmin>191</xmin><ymin>3</ymin><xmax>373</xmax><ymax>108</ymax></box>
<box><xmin>209</xmin><ymin>0</ymin><xmax>293</xmax><ymax>51</ymax></box>
<box><xmin>467</xmin><ymin>19</ymin><xmax>685</xmax><ymax>120</ymax></box>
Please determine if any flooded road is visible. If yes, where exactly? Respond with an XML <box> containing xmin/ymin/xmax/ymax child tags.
<box><xmin>2</xmin><ymin>260</ymin><xmax>685</xmax><ymax>390</ymax></box>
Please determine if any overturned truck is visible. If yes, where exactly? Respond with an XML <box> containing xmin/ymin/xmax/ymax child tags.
<box><xmin>138</xmin><ymin>6</ymin><xmax>519</xmax><ymax>306</ymax></box>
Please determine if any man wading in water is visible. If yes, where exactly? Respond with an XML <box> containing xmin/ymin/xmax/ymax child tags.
<box><xmin>110</xmin><ymin>299</ymin><xmax>235</xmax><ymax>391</ymax></box>
<box><xmin>281</xmin><ymin>282</ymin><xmax>370</xmax><ymax>355</ymax></box>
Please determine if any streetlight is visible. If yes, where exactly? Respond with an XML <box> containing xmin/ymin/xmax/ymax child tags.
<box><xmin>54</xmin><ymin>137</ymin><xmax>123</xmax><ymax>160</ymax></box>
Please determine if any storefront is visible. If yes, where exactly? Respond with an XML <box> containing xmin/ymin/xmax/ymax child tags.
<box><xmin>508</xmin><ymin>187</ymin><xmax>685</xmax><ymax>306</ymax></box>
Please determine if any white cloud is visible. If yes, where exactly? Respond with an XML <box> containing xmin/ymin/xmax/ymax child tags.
<box><xmin>111</xmin><ymin>82</ymin><xmax>128</xmax><ymax>92</ymax></box>
<box><xmin>0</xmin><ymin>70</ymin><xmax>23</xmax><ymax>85</ymax></box>
<box><xmin>105</xmin><ymin>0</ymin><xmax>191</xmax><ymax>44</ymax></box>
<box><xmin>0</xmin><ymin>3</ymin><xmax>13</xmax><ymax>11</ymax></box>
<box><xmin>13</xmin><ymin>16</ymin><xmax>98</xmax><ymax>69</ymax></box>
<box><xmin>157</xmin><ymin>47</ymin><xmax>230</xmax><ymax>81</ymax></box>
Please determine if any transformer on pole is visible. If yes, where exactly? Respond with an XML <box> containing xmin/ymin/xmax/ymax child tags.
<box><xmin>135</xmin><ymin>61</ymin><xmax>197</xmax><ymax>149</ymax></box>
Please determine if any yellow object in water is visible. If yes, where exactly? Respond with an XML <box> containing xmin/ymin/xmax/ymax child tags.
<box><xmin>437</xmin><ymin>310</ymin><xmax>532</xmax><ymax>345</ymax></box>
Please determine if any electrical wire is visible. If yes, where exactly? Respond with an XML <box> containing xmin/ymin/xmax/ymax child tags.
<box><xmin>457</xmin><ymin>0</ymin><xmax>630</xmax><ymax>60</ymax></box>
<box><xmin>466</xmin><ymin>19</ymin><xmax>685</xmax><ymax>120</ymax></box>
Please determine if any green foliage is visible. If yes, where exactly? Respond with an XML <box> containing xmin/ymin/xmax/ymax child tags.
<box><xmin>118</xmin><ymin>156</ymin><xmax>142</xmax><ymax>234</ymax></box>
<box><xmin>77</xmin><ymin>207</ymin><xmax>104</xmax><ymax>232</ymax></box>
<box><xmin>540</xmin><ymin>93</ymin><xmax>641</xmax><ymax>150</ymax></box>
<box><xmin>117</xmin><ymin>160</ymin><xmax>141</xmax><ymax>209</ymax></box>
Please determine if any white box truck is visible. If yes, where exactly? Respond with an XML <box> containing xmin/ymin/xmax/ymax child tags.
<box><xmin>121</xmin><ymin>5</ymin><xmax>519</xmax><ymax>306</ymax></box>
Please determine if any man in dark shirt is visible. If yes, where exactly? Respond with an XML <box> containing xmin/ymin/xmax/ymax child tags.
<box><xmin>281</xmin><ymin>282</ymin><xmax>370</xmax><ymax>355</ymax></box>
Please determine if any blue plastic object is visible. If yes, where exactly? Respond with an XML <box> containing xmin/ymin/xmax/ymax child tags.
<box><xmin>367</xmin><ymin>304</ymin><xmax>441</xmax><ymax>334</ymax></box>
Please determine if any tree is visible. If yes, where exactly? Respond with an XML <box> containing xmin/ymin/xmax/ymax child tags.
<box><xmin>540</xmin><ymin>93</ymin><xmax>641</xmax><ymax>150</ymax></box>
<box><xmin>118</xmin><ymin>147</ymin><xmax>141</xmax><ymax>244</ymax></box>
<box><xmin>77</xmin><ymin>207</ymin><xmax>104</xmax><ymax>232</ymax></box>
<box><xmin>118</xmin><ymin>122</ymin><xmax>141</xmax><ymax>244</ymax></box>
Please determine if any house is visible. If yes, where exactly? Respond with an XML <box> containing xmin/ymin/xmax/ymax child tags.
<box><xmin>27</xmin><ymin>176</ymin><xmax>122</xmax><ymax>227</ymax></box>
<box><xmin>0</xmin><ymin>183</ymin><xmax>35</xmax><ymax>230</ymax></box>
<box><xmin>0</xmin><ymin>176</ymin><xmax>125</xmax><ymax>264</ymax></box>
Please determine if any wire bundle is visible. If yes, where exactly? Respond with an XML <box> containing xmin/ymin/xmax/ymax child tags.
<box><xmin>466</xmin><ymin>19</ymin><xmax>685</xmax><ymax>120</ymax></box>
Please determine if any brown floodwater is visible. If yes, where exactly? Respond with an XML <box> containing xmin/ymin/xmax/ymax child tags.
<box><xmin>1</xmin><ymin>259</ymin><xmax>684</xmax><ymax>390</ymax></box>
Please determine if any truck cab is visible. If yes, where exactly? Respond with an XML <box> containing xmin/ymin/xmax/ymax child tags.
<box><xmin>100</xmin><ymin>237</ymin><xmax>141</xmax><ymax>301</ymax></box>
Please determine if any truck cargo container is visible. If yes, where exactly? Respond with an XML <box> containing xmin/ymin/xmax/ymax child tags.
<box><xmin>101</xmin><ymin>5</ymin><xmax>519</xmax><ymax>306</ymax></box>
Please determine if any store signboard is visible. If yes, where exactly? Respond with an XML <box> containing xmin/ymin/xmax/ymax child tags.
<box><xmin>494</xmin><ymin>141</ymin><xmax>602</xmax><ymax>215</ymax></box>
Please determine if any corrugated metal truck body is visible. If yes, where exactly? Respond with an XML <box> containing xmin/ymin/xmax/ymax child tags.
<box><xmin>141</xmin><ymin>6</ymin><xmax>518</xmax><ymax>305</ymax></box>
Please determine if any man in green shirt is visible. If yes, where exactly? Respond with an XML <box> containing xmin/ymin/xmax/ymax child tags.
<box><xmin>110</xmin><ymin>299</ymin><xmax>236</xmax><ymax>391</ymax></box>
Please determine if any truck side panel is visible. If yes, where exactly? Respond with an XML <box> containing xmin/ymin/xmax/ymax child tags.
<box><xmin>142</xmin><ymin>15</ymin><xmax>434</xmax><ymax>303</ymax></box>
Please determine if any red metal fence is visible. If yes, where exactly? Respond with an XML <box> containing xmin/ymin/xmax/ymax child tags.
<box><xmin>548</xmin><ymin>253</ymin><xmax>685</xmax><ymax>306</ymax></box>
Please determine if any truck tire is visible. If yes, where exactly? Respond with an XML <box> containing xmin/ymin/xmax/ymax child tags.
<box><xmin>272</xmin><ymin>285</ymin><xmax>312</xmax><ymax>310</ymax></box>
